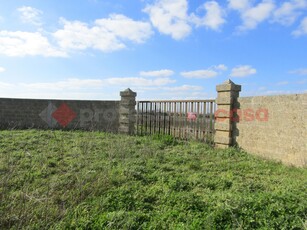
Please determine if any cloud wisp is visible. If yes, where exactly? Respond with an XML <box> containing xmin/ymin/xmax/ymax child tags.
<box><xmin>181</xmin><ymin>64</ymin><xmax>227</xmax><ymax>79</ymax></box>
<box><xmin>292</xmin><ymin>17</ymin><xmax>307</xmax><ymax>36</ymax></box>
<box><xmin>139</xmin><ymin>69</ymin><xmax>174</xmax><ymax>77</ymax></box>
<box><xmin>0</xmin><ymin>67</ymin><xmax>5</xmax><ymax>73</ymax></box>
<box><xmin>17</xmin><ymin>6</ymin><xmax>43</xmax><ymax>26</ymax></box>
<box><xmin>230</xmin><ymin>65</ymin><xmax>257</xmax><ymax>77</ymax></box>
<box><xmin>0</xmin><ymin>31</ymin><xmax>67</xmax><ymax>57</ymax></box>
<box><xmin>273</xmin><ymin>0</ymin><xmax>307</xmax><ymax>26</ymax></box>
<box><xmin>289</xmin><ymin>68</ymin><xmax>307</xmax><ymax>75</ymax></box>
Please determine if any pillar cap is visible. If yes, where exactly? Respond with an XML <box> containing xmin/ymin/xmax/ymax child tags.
<box><xmin>216</xmin><ymin>79</ymin><xmax>241</xmax><ymax>92</ymax></box>
<box><xmin>120</xmin><ymin>88</ymin><xmax>137</xmax><ymax>97</ymax></box>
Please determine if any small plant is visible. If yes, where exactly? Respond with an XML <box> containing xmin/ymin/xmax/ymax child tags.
<box><xmin>152</xmin><ymin>134</ymin><xmax>178</xmax><ymax>148</ymax></box>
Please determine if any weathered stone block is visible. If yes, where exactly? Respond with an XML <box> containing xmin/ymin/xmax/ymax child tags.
<box><xmin>215</xmin><ymin>122</ymin><xmax>232</xmax><ymax>131</ymax></box>
<box><xmin>216</xmin><ymin>97</ymin><xmax>233</xmax><ymax>105</ymax></box>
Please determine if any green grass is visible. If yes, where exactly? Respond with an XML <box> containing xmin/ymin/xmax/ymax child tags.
<box><xmin>0</xmin><ymin>130</ymin><xmax>306</xmax><ymax>229</ymax></box>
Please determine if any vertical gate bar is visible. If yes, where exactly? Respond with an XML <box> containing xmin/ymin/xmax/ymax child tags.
<box><xmin>208</xmin><ymin>102</ymin><xmax>211</xmax><ymax>141</ymax></box>
<box><xmin>136</xmin><ymin>101</ymin><xmax>138</xmax><ymax>135</ymax></box>
<box><xmin>168</xmin><ymin>102</ymin><xmax>171</xmax><ymax>136</ymax></box>
<box><xmin>204</xmin><ymin>102</ymin><xmax>207</xmax><ymax>141</ymax></box>
<box><xmin>144</xmin><ymin>102</ymin><xmax>147</xmax><ymax>134</ymax></box>
<box><xmin>172</xmin><ymin>102</ymin><xmax>174</xmax><ymax>136</ymax></box>
<box><xmin>159</xmin><ymin>102</ymin><xmax>162</xmax><ymax>134</ymax></box>
<box><xmin>136</xmin><ymin>101</ymin><xmax>140</xmax><ymax>135</ymax></box>
<box><xmin>191</xmin><ymin>102</ymin><xmax>196</xmax><ymax>139</ymax></box>
<box><xmin>184</xmin><ymin>102</ymin><xmax>189</xmax><ymax>139</ymax></box>
<box><xmin>179</xmin><ymin>102</ymin><xmax>182</xmax><ymax>138</ymax></box>
<box><xmin>194</xmin><ymin>102</ymin><xmax>197</xmax><ymax>140</ymax></box>
<box><xmin>196</xmin><ymin>102</ymin><xmax>200</xmax><ymax>140</ymax></box>
<box><xmin>163</xmin><ymin>102</ymin><xmax>166</xmax><ymax>134</ymax></box>
<box><xmin>203</xmin><ymin>102</ymin><xmax>206</xmax><ymax>141</ymax></box>
<box><xmin>201</xmin><ymin>102</ymin><xmax>204</xmax><ymax>141</ymax></box>
<box><xmin>210</xmin><ymin>101</ymin><xmax>213</xmax><ymax>143</ymax></box>
<box><xmin>183</xmin><ymin>102</ymin><xmax>186</xmax><ymax>139</ymax></box>
<box><xmin>166</xmin><ymin>102</ymin><xmax>168</xmax><ymax>135</ymax></box>
<box><xmin>149</xmin><ymin>102</ymin><xmax>152</xmax><ymax>134</ymax></box>
<box><xmin>161</xmin><ymin>102</ymin><xmax>164</xmax><ymax>134</ymax></box>
<box><xmin>173</xmin><ymin>102</ymin><xmax>178</xmax><ymax>137</ymax></box>
<box><xmin>168</xmin><ymin>102</ymin><xmax>171</xmax><ymax>135</ymax></box>
<box><xmin>169</xmin><ymin>102</ymin><xmax>172</xmax><ymax>136</ymax></box>
<box><xmin>190</xmin><ymin>101</ymin><xmax>193</xmax><ymax>139</ymax></box>
<box><xmin>140</xmin><ymin>102</ymin><xmax>144</xmax><ymax>135</ymax></box>
<box><xmin>191</xmin><ymin>101</ymin><xmax>193</xmax><ymax>139</ymax></box>
<box><xmin>199</xmin><ymin>102</ymin><xmax>202</xmax><ymax>141</ymax></box>
<box><xmin>154</xmin><ymin>102</ymin><xmax>157</xmax><ymax>134</ymax></box>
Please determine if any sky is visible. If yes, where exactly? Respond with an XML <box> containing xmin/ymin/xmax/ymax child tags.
<box><xmin>0</xmin><ymin>0</ymin><xmax>306</xmax><ymax>100</ymax></box>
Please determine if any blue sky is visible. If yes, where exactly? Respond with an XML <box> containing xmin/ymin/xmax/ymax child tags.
<box><xmin>0</xmin><ymin>0</ymin><xmax>306</xmax><ymax>100</ymax></box>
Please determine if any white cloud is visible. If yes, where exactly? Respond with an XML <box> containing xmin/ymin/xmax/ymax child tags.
<box><xmin>144</xmin><ymin>0</ymin><xmax>191</xmax><ymax>40</ymax></box>
<box><xmin>181</xmin><ymin>64</ymin><xmax>227</xmax><ymax>78</ymax></box>
<box><xmin>95</xmin><ymin>14</ymin><xmax>153</xmax><ymax>43</ymax></box>
<box><xmin>0</xmin><ymin>31</ymin><xmax>67</xmax><ymax>57</ymax></box>
<box><xmin>292</xmin><ymin>17</ymin><xmax>307</xmax><ymax>36</ymax></box>
<box><xmin>191</xmin><ymin>1</ymin><xmax>226</xmax><ymax>30</ymax></box>
<box><xmin>0</xmin><ymin>67</ymin><xmax>5</xmax><ymax>73</ymax></box>
<box><xmin>17</xmin><ymin>6</ymin><xmax>43</xmax><ymax>26</ymax></box>
<box><xmin>290</xmin><ymin>68</ymin><xmax>307</xmax><ymax>75</ymax></box>
<box><xmin>228</xmin><ymin>0</ymin><xmax>250</xmax><ymax>11</ymax></box>
<box><xmin>139</xmin><ymin>69</ymin><xmax>174</xmax><ymax>77</ymax></box>
<box><xmin>273</xmin><ymin>0</ymin><xmax>307</xmax><ymax>26</ymax></box>
<box><xmin>240</xmin><ymin>0</ymin><xmax>275</xmax><ymax>30</ymax></box>
<box><xmin>53</xmin><ymin>14</ymin><xmax>153</xmax><ymax>52</ymax></box>
<box><xmin>229</xmin><ymin>0</ymin><xmax>275</xmax><ymax>31</ymax></box>
<box><xmin>230</xmin><ymin>65</ymin><xmax>257</xmax><ymax>77</ymax></box>
<box><xmin>105</xmin><ymin>77</ymin><xmax>175</xmax><ymax>87</ymax></box>
<box><xmin>230</xmin><ymin>0</ymin><xmax>307</xmax><ymax>31</ymax></box>
<box><xmin>214</xmin><ymin>64</ymin><xmax>228</xmax><ymax>71</ymax></box>
<box><xmin>181</xmin><ymin>69</ymin><xmax>218</xmax><ymax>78</ymax></box>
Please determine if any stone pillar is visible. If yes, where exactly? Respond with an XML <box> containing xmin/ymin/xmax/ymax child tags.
<box><xmin>119</xmin><ymin>88</ymin><xmax>137</xmax><ymax>135</ymax></box>
<box><xmin>214</xmin><ymin>79</ymin><xmax>241</xmax><ymax>148</ymax></box>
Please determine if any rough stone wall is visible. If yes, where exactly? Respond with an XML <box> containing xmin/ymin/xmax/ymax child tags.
<box><xmin>0</xmin><ymin>98</ymin><xmax>120</xmax><ymax>132</ymax></box>
<box><xmin>234</xmin><ymin>94</ymin><xmax>307</xmax><ymax>167</ymax></box>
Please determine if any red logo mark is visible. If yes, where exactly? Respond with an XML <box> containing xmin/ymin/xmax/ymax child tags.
<box><xmin>187</xmin><ymin>112</ymin><xmax>197</xmax><ymax>121</ymax></box>
<box><xmin>215</xmin><ymin>108</ymin><xmax>268</xmax><ymax>122</ymax></box>
<box><xmin>52</xmin><ymin>103</ymin><xmax>76</xmax><ymax>127</ymax></box>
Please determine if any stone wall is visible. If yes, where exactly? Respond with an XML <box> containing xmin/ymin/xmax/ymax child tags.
<box><xmin>234</xmin><ymin>94</ymin><xmax>307</xmax><ymax>167</ymax></box>
<box><xmin>0</xmin><ymin>89</ymin><xmax>137</xmax><ymax>134</ymax></box>
<box><xmin>214</xmin><ymin>80</ymin><xmax>307</xmax><ymax>167</ymax></box>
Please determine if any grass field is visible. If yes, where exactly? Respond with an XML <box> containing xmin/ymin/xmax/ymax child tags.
<box><xmin>0</xmin><ymin>130</ymin><xmax>306</xmax><ymax>229</ymax></box>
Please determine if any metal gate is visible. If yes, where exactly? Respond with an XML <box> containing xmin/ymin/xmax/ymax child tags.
<box><xmin>136</xmin><ymin>100</ymin><xmax>216</xmax><ymax>143</ymax></box>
